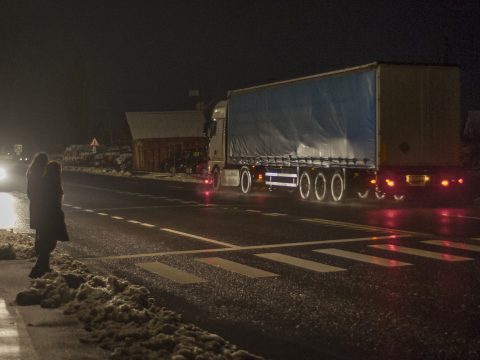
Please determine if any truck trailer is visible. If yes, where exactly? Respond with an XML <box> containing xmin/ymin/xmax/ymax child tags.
<box><xmin>206</xmin><ymin>63</ymin><xmax>464</xmax><ymax>202</ymax></box>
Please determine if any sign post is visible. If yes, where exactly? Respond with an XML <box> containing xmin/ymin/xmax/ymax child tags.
<box><xmin>90</xmin><ymin>138</ymin><xmax>100</xmax><ymax>153</ymax></box>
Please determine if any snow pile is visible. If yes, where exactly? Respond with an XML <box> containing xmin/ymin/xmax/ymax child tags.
<box><xmin>0</xmin><ymin>229</ymin><xmax>35</xmax><ymax>260</ymax></box>
<box><xmin>63</xmin><ymin>166</ymin><xmax>132</xmax><ymax>177</ymax></box>
<box><xmin>17</xmin><ymin>251</ymin><xmax>264</xmax><ymax>360</ymax></box>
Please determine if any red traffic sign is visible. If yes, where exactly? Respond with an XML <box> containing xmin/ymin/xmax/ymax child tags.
<box><xmin>90</xmin><ymin>138</ymin><xmax>100</xmax><ymax>146</ymax></box>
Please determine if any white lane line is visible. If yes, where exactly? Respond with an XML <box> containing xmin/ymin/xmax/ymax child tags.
<box><xmin>301</xmin><ymin>218</ymin><xmax>426</xmax><ymax>236</ymax></box>
<box><xmin>164</xmin><ymin>198</ymin><xmax>176</xmax><ymax>202</ymax></box>
<box><xmin>245</xmin><ymin>209</ymin><xmax>262</xmax><ymax>213</ymax></box>
<box><xmin>137</xmin><ymin>194</ymin><xmax>151</xmax><ymax>197</ymax></box>
<box><xmin>182</xmin><ymin>201</ymin><xmax>198</xmax><ymax>204</ymax></box>
<box><xmin>63</xmin><ymin>203</ymin><xmax>72</xmax><ymax>207</ymax></box>
<box><xmin>160</xmin><ymin>228</ymin><xmax>237</xmax><ymax>248</ymax></box>
<box><xmin>422</xmin><ymin>240</ymin><xmax>480</xmax><ymax>252</ymax></box>
<box><xmin>83</xmin><ymin>209</ymin><xmax>94</xmax><ymax>213</ymax></box>
<box><xmin>72</xmin><ymin>206</ymin><xmax>82</xmax><ymax>210</ymax></box>
<box><xmin>472</xmin><ymin>238</ymin><xmax>480</xmax><ymax>241</ymax></box>
<box><xmin>264</xmin><ymin>213</ymin><xmax>287</xmax><ymax>217</ymax></box>
<box><xmin>0</xmin><ymin>328</ymin><xmax>17</xmax><ymax>337</ymax></box>
<box><xmin>141</xmin><ymin>223</ymin><xmax>156</xmax><ymax>228</ymax></box>
<box><xmin>94</xmin><ymin>235</ymin><xmax>410</xmax><ymax>261</ymax></box>
<box><xmin>97</xmin><ymin>213</ymin><xmax>109</xmax><ymax>216</ymax></box>
<box><xmin>128</xmin><ymin>220</ymin><xmax>141</xmax><ymax>224</ymax></box>
<box><xmin>111</xmin><ymin>216</ymin><xmax>124</xmax><ymax>220</ymax></box>
<box><xmin>166</xmin><ymin>186</ymin><xmax>183</xmax><ymax>189</ymax></box>
<box><xmin>195</xmin><ymin>257</ymin><xmax>278</xmax><ymax>278</ymax></box>
<box><xmin>136</xmin><ymin>262</ymin><xmax>206</xmax><ymax>284</ymax></box>
<box><xmin>0</xmin><ymin>300</ymin><xmax>20</xmax><ymax>358</ymax></box>
<box><xmin>369</xmin><ymin>244</ymin><xmax>474</xmax><ymax>262</ymax></box>
<box><xmin>314</xmin><ymin>248</ymin><xmax>412</xmax><ymax>267</ymax></box>
<box><xmin>256</xmin><ymin>253</ymin><xmax>346</xmax><ymax>273</ymax></box>
<box><xmin>152</xmin><ymin>196</ymin><xmax>166</xmax><ymax>199</ymax></box>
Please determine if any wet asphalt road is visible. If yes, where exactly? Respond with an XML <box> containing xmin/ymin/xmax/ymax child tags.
<box><xmin>3</xmin><ymin>165</ymin><xmax>480</xmax><ymax>360</ymax></box>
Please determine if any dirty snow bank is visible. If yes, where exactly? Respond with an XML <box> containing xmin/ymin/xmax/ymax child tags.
<box><xmin>0</xmin><ymin>229</ymin><xmax>35</xmax><ymax>260</ymax></box>
<box><xmin>14</xmin><ymin>236</ymin><xmax>263</xmax><ymax>360</ymax></box>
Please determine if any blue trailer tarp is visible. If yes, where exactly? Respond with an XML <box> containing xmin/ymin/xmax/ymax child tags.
<box><xmin>227</xmin><ymin>68</ymin><xmax>377</xmax><ymax>168</ymax></box>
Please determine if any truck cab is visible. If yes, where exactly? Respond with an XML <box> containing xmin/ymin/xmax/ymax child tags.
<box><xmin>207</xmin><ymin>100</ymin><xmax>227</xmax><ymax>188</ymax></box>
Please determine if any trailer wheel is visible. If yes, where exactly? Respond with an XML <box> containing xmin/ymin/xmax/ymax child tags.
<box><xmin>212</xmin><ymin>168</ymin><xmax>221</xmax><ymax>191</ymax></box>
<box><xmin>393</xmin><ymin>194</ymin><xmax>405</xmax><ymax>202</ymax></box>
<box><xmin>330</xmin><ymin>172</ymin><xmax>345</xmax><ymax>202</ymax></box>
<box><xmin>314</xmin><ymin>172</ymin><xmax>328</xmax><ymax>201</ymax></box>
<box><xmin>240</xmin><ymin>167</ymin><xmax>252</xmax><ymax>194</ymax></box>
<box><xmin>299</xmin><ymin>171</ymin><xmax>312</xmax><ymax>200</ymax></box>
<box><xmin>357</xmin><ymin>189</ymin><xmax>370</xmax><ymax>199</ymax></box>
<box><xmin>375</xmin><ymin>188</ymin><xmax>387</xmax><ymax>200</ymax></box>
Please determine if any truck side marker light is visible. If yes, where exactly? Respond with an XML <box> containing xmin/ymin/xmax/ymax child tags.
<box><xmin>386</xmin><ymin>179</ymin><xmax>395</xmax><ymax>187</ymax></box>
<box><xmin>258</xmin><ymin>174</ymin><xmax>263</xmax><ymax>181</ymax></box>
<box><xmin>370</xmin><ymin>179</ymin><xmax>376</xmax><ymax>185</ymax></box>
<box><xmin>441</xmin><ymin>180</ymin><xmax>449</xmax><ymax>187</ymax></box>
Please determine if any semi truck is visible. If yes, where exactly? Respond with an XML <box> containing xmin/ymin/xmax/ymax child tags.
<box><xmin>206</xmin><ymin>62</ymin><xmax>465</xmax><ymax>202</ymax></box>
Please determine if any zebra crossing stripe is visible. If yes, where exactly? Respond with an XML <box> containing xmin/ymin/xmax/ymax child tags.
<box><xmin>195</xmin><ymin>257</ymin><xmax>278</xmax><ymax>278</ymax></box>
<box><xmin>255</xmin><ymin>253</ymin><xmax>346</xmax><ymax>273</ymax></box>
<box><xmin>314</xmin><ymin>248</ymin><xmax>412</xmax><ymax>267</ymax></box>
<box><xmin>369</xmin><ymin>244</ymin><xmax>474</xmax><ymax>262</ymax></box>
<box><xmin>264</xmin><ymin>213</ymin><xmax>287</xmax><ymax>217</ymax></box>
<box><xmin>136</xmin><ymin>262</ymin><xmax>206</xmax><ymax>284</ymax></box>
<box><xmin>0</xmin><ymin>300</ymin><xmax>20</xmax><ymax>358</ymax></box>
<box><xmin>422</xmin><ymin>240</ymin><xmax>480</xmax><ymax>252</ymax></box>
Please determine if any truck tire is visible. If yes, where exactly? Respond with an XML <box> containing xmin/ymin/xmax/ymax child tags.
<box><xmin>299</xmin><ymin>171</ymin><xmax>312</xmax><ymax>200</ymax></box>
<box><xmin>212</xmin><ymin>168</ymin><xmax>221</xmax><ymax>191</ymax></box>
<box><xmin>240</xmin><ymin>167</ymin><xmax>252</xmax><ymax>194</ymax></box>
<box><xmin>314</xmin><ymin>172</ymin><xmax>328</xmax><ymax>201</ymax></box>
<box><xmin>357</xmin><ymin>189</ymin><xmax>370</xmax><ymax>199</ymax></box>
<box><xmin>330</xmin><ymin>171</ymin><xmax>345</xmax><ymax>202</ymax></box>
<box><xmin>374</xmin><ymin>188</ymin><xmax>386</xmax><ymax>200</ymax></box>
<box><xmin>393</xmin><ymin>194</ymin><xmax>405</xmax><ymax>202</ymax></box>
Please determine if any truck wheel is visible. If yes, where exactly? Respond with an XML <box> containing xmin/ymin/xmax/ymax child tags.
<box><xmin>314</xmin><ymin>172</ymin><xmax>328</xmax><ymax>201</ymax></box>
<box><xmin>393</xmin><ymin>194</ymin><xmax>405</xmax><ymax>202</ymax></box>
<box><xmin>357</xmin><ymin>189</ymin><xmax>370</xmax><ymax>199</ymax></box>
<box><xmin>299</xmin><ymin>171</ymin><xmax>312</xmax><ymax>200</ymax></box>
<box><xmin>240</xmin><ymin>167</ymin><xmax>252</xmax><ymax>194</ymax></box>
<box><xmin>374</xmin><ymin>188</ymin><xmax>386</xmax><ymax>200</ymax></box>
<box><xmin>330</xmin><ymin>172</ymin><xmax>345</xmax><ymax>202</ymax></box>
<box><xmin>212</xmin><ymin>168</ymin><xmax>221</xmax><ymax>191</ymax></box>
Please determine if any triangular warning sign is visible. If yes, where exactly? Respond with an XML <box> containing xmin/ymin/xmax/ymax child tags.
<box><xmin>90</xmin><ymin>138</ymin><xmax>100</xmax><ymax>146</ymax></box>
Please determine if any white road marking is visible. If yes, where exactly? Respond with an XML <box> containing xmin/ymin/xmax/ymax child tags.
<box><xmin>72</xmin><ymin>206</ymin><xmax>82</xmax><ymax>210</ymax></box>
<box><xmin>111</xmin><ymin>216</ymin><xmax>124</xmax><ymax>220</ymax></box>
<box><xmin>97</xmin><ymin>213</ymin><xmax>109</xmax><ymax>216</ymax></box>
<box><xmin>0</xmin><ymin>300</ymin><xmax>20</xmax><ymax>358</ymax></box>
<box><xmin>301</xmin><ymin>218</ymin><xmax>426</xmax><ymax>236</ymax></box>
<box><xmin>245</xmin><ymin>209</ymin><xmax>262</xmax><ymax>213</ymax></box>
<box><xmin>195</xmin><ymin>257</ymin><xmax>278</xmax><ymax>278</ymax></box>
<box><xmin>94</xmin><ymin>235</ymin><xmax>410</xmax><ymax>261</ymax></box>
<box><xmin>369</xmin><ymin>244</ymin><xmax>474</xmax><ymax>262</ymax></box>
<box><xmin>160</xmin><ymin>228</ymin><xmax>236</xmax><ymax>248</ymax></box>
<box><xmin>128</xmin><ymin>220</ymin><xmax>141</xmax><ymax>224</ymax></box>
<box><xmin>314</xmin><ymin>248</ymin><xmax>412</xmax><ymax>267</ymax></box>
<box><xmin>264</xmin><ymin>212</ymin><xmax>287</xmax><ymax>217</ymax></box>
<box><xmin>152</xmin><ymin>196</ymin><xmax>166</xmax><ymax>199</ymax></box>
<box><xmin>422</xmin><ymin>240</ymin><xmax>480</xmax><ymax>252</ymax></box>
<box><xmin>136</xmin><ymin>262</ymin><xmax>206</xmax><ymax>284</ymax></box>
<box><xmin>140</xmin><ymin>223</ymin><xmax>156</xmax><ymax>228</ymax></box>
<box><xmin>256</xmin><ymin>253</ymin><xmax>346</xmax><ymax>273</ymax></box>
<box><xmin>138</xmin><ymin>194</ymin><xmax>151</xmax><ymax>197</ymax></box>
<box><xmin>63</xmin><ymin>203</ymin><xmax>72</xmax><ymax>207</ymax></box>
<box><xmin>83</xmin><ymin>209</ymin><xmax>94</xmax><ymax>213</ymax></box>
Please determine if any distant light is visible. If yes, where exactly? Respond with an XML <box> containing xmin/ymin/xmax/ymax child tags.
<box><xmin>458</xmin><ymin>178</ymin><xmax>464</xmax><ymax>184</ymax></box>
<box><xmin>0</xmin><ymin>168</ymin><xmax>6</xmax><ymax>180</ymax></box>
<box><xmin>441</xmin><ymin>180</ymin><xmax>449</xmax><ymax>187</ymax></box>
<box><xmin>258</xmin><ymin>174</ymin><xmax>263</xmax><ymax>181</ymax></box>
<box><xmin>370</xmin><ymin>179</ymin><xmax>376</xmax><ymax>185</ymax></box>
<box><xmin>386</xmin><ymin>179</ymin><xmax>395</xmax><ymax>187</ymax></box>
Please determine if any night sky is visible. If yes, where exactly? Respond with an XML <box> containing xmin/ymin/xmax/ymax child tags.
<box><xmin>0</xmin><ymin>0</ymin><xmax>479</xmax><ymax>153</ymax></box>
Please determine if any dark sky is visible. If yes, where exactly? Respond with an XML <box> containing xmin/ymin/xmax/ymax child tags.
<box><xmin>0</xmin><ymin>0</ymin><xmax>479</xmax><ymax>152</ymax></box>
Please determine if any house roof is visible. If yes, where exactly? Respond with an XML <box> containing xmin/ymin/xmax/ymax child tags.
<box><xmin>126</xmin><ymin>111</ymin><xmax>205</xmax><ymax>140</ymax></box>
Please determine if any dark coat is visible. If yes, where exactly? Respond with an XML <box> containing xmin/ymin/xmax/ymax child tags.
<box><xmin>27</xmin><ymin>174</ymin><xmax>43</xmax><ymax>229</ymax></box>
<box><xmin>38</xmin><ymin>180</ymin><xmax>69</xmax><ymax>243</ymax></box>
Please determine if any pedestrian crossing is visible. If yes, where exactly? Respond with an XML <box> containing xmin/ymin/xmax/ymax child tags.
<box><xmin>135</xmin><ymin>239</ymin><xmax>480</xmax><ymax>284</ymax></box>
<box><xmin>0</xmin><ymin>300</ymin><xmax>21</xmax><ymax>359</ymax></box>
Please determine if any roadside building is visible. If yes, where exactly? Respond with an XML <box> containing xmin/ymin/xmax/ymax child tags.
<box><xmin>126</xmin><ymin>111</ymin><xmax>208</xmax><ymax>172</ymax></box>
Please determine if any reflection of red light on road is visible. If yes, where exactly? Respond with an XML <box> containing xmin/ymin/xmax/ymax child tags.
<box><xmin>388</xmin><ymin>244</ymin><xmax>396</xmax><ymax>250</ymax></box>
<box><xmin>204</xmin><ymin>191</ymin><xmax>210</xmax><ymax>196</ymax></box>
<box><xmin>442</xmin><ymin>254</ymin><xmax>453</xmax><ymax>260</ymax></box>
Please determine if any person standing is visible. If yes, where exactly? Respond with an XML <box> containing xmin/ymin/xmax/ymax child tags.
<box><xmin>26</xmin><ymin>153</ymin><xmax>49</xmax><ymax>244</ymax></box>
<box><xmin>29</xmin><ymin>161</ymin><xmax>69</xmax><ymax>278</ymax></box>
